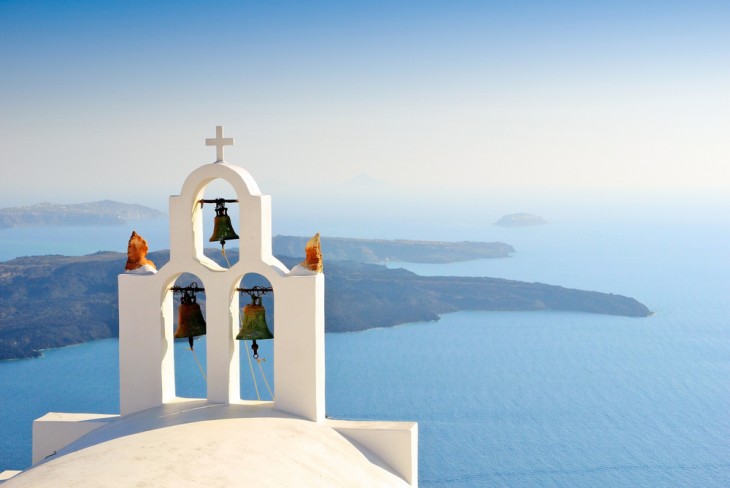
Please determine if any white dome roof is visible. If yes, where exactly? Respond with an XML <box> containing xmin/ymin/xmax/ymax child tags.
<box><xmin>6</xmin><ymin>402</ymin><xmax>411</xmax><ymax>488</ymax></box>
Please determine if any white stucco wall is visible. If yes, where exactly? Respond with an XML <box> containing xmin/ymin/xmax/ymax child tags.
<box><xmin>328</xmin><ymin>419</ymin><xmax>419</xmax><ymax>486</ymax></box>
<box><xmin>119</xmin><ymin>162</ymin><xmax>326</xmax><ymax>421</ymax></box>
<box><xmin>31</xmin><ymin>413</ymin><xmax>118</xmax><ymax>465</ymax></box>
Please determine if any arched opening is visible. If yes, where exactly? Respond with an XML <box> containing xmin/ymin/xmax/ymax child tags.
<box><xmin>170</xmin><ymin>273</ymin><xmax>208</xmax><ymax>399</ymax></box>
<box><xmin>237</xmin><ymin>273</ymin><xmax>275</xmax><ymax>401</ymax></box>
<box><xmin>198</xmin><ymin>178</ymin><xmax>240</xmax><ymax>268</ymax></box>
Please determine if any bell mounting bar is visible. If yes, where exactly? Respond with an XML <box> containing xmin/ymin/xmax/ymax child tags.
<box><xmin>236</xmin><ymin>286</ymin><xmax>273</xmax><ymax>298</ymax></box>
<box><xmin>198</xmin><ymin>198</ymin><xmax>239</xmax><ymax>208</ymax></box>
<box><xmin>170</xmin><ymin>282</ymin><xmax>205</xmax><ymax>294</ymax></box>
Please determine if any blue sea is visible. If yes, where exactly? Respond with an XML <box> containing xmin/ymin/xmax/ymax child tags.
<box><xmin>1</xmin><ymin>215</ymin><xmax>729</xmax><ymax>487</ymax></box>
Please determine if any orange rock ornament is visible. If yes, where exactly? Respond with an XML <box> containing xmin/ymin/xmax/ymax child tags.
<box><xmin>301</xmin><ymin>233</ymin><xmax>323</xmax><ymax>272</ymax></box>
<box><xmin>125</xmin><ymin>231</ymin><xmax>157</xmax><ymax>273</ymax></box>
<box><xmin>290</xmin><ymin>233</ymin><xmax>323</xmax><ymax>275</ymax></box>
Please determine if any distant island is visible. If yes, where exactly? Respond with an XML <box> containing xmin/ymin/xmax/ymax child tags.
<box><xmin>495</xmin><ymin>213</ymin><xmax>547</xmax><ymax>227</ymax></box>
<box><xmin>0</xmin><ymin>200</ymin><xmax>165</xmax><ymax>228</ymax></box>
<box><xmin>0</xmin><ymin>248</ymin><xmax>651</xmax><ymax>360</ymax></box>
<box><xmin>274</xmin><ymin>235</ymin><xmax>514</xmax><ymax>263</ymax></box>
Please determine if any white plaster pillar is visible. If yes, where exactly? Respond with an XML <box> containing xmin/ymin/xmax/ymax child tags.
<box><xmin>237</xmin><ymin>194</ymin><xmax>272</xmax><ymax>260</ymax></box>
<box><xmin>32</xmin><ymin>413</ymin><xmax>118</xmax><ymax>465</ymax></box>
<box><xmin>274</xmin><ymin>273</ymin><xmax>325</xmax><ymax>421</ymax></box>
<box><xmin>204</xmin><ymin>277</ymin><xmax>241</xmax><ymax>403</ymax></box>
<box><xmin>168</xmin><ymin>194</ymin><xmax>197</xmax><ymax>263</ymax></box>
<box><xmin>119</xmin><ymin>274</ymin><xmax>173</xmax><ymax>415</ymax></box>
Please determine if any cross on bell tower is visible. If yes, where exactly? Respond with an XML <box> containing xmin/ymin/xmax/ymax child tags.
<box><xmin>206</xmin><ymin>125</ymin><xmax>234</xmax><ymax>162</ymax></box>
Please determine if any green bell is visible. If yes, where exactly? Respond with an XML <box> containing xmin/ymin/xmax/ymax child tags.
<box><xmin>209</xmin><ymin>200</ymin><xmax>239</xmax><ymax>244</ymax></box>
<box><xmin>236</xmin><ymin>296</ymin><xmax>273</xmax><ymax>341</ymax></box>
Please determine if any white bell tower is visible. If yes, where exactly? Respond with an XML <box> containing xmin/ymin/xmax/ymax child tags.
<box><xmin>27</xmin><ymin>127</ymin><xmax>418</xmax><ymax>486</ymax></box>
<box><xmin>118</xmin><ymin>125</ymin><xmax>324</xmax><ymax>420</ymax></box>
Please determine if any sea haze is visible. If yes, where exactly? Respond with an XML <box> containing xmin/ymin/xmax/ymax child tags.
<box><xmin>0</xmin><ymin>211</ymin><xmax>729</xmax><ymax>487</ymax></box>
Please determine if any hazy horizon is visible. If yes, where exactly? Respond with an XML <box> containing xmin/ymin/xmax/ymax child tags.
<box><xmin>2</xmin><ymin>180</ymin><xmax>728</xmax><ymax>245</ymax></box>
<box><xmin>1</xmin><ymin>1</ymin><xmax>728</xmax><ymax>224</ymax></box>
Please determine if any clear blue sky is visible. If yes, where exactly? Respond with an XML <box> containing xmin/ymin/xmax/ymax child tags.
<box><xmin>1</xmin><ymin>0</ymin><xmax>728</xmax><ymax>214</ymax></box>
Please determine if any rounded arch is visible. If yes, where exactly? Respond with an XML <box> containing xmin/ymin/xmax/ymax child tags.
<box><xmin>168</xmin><ymin>162</ymin><xmax>275</xmax><ymax>267</ymax></box>
<box><xmin>179</xmin><ymin>162</ymin><xmax>262</xmax><ymax>200</ymax></box>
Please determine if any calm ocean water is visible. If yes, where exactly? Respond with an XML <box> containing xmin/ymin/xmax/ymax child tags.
<box><xmin>1</xmin><ymin>216</ymin><xmax>729</xmax><ymax>487</ymax></box>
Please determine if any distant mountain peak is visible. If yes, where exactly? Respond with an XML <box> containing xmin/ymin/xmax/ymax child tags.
<box><xmin>495</xmin><ymin>213</ymin><xmax>547</xmax><ymax>227</ymax></box>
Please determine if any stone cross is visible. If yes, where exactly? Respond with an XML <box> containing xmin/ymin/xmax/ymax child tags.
<box><xmin>206</xmin><ymin>126</ymin><xmax>234</xmax><ymax>162</ymax></box>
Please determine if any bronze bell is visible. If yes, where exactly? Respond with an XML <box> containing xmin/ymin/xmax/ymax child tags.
<box><xmin>209</xmin><ymin>200</ymin><xmax>239</xmax><ymax>244</ymax></box>
<box><xmin>174</xmin><ymin>291</ymin><xmax>207</xmax><ymax>346</ymax></box>
<box><xmin>236</xmin><ymin>296</ymin><xmax>273</xmax><ymax>341</ymax></box>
